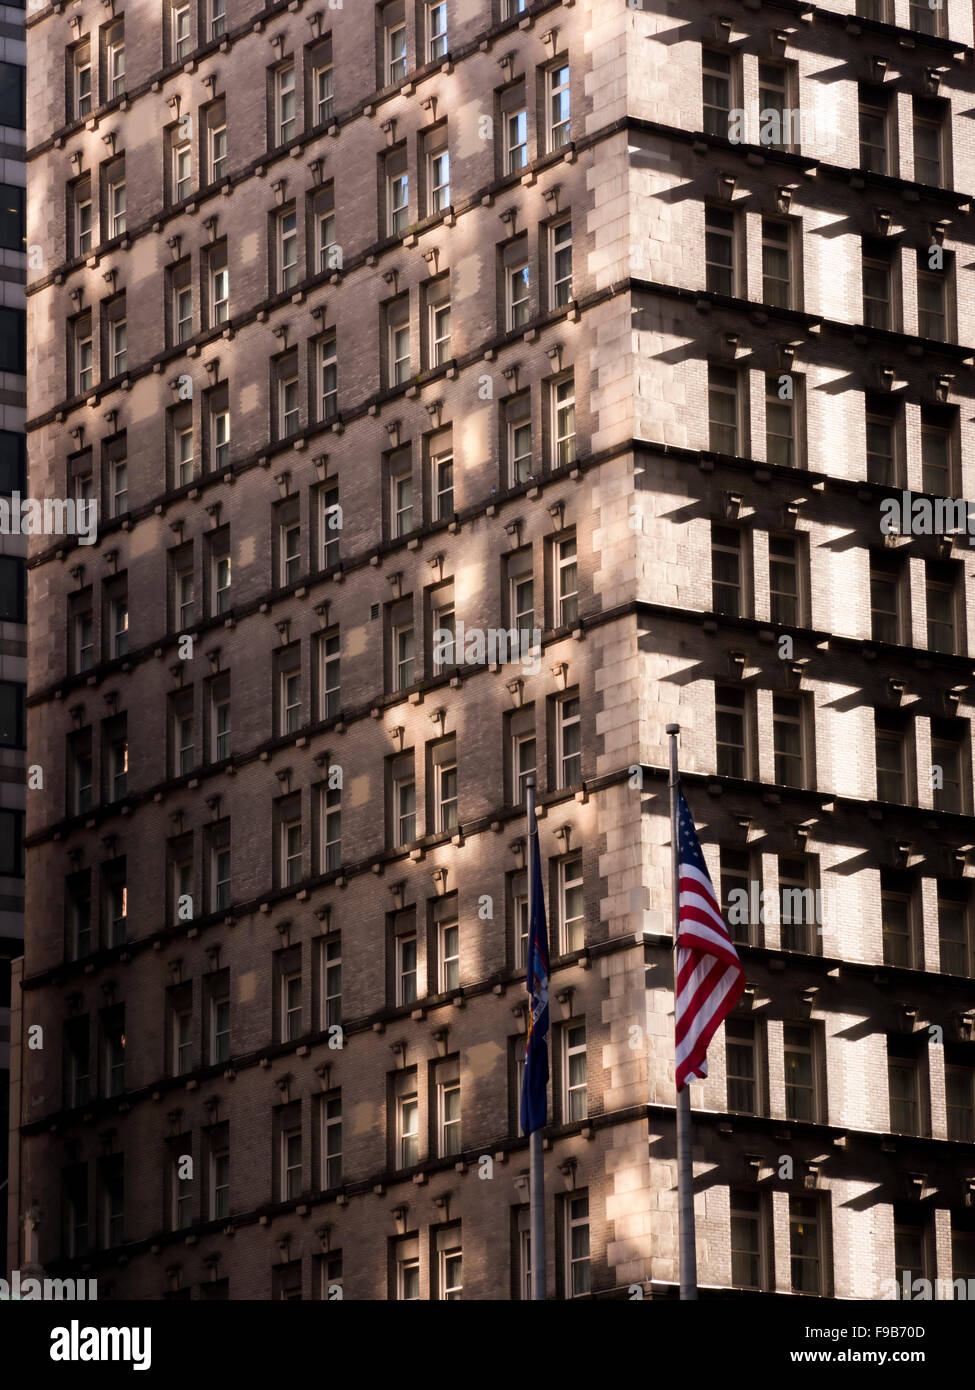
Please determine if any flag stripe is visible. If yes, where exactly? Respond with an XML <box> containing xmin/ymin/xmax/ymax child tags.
<box><xmin>674</xmin><ymin>786</ymin><xmax>746</xmax><ymax>1090</ymax></box>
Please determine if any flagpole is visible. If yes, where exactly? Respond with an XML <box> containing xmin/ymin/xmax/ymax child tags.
<box><xmin>667</xmin><ymin>723</ymin><xmax>698</xmax><ymax>1301</ymax></box>
<box><xmin>526</xmin><ymin>774</ymin><xmax>547</xmax><ymax>1301</ymax></box>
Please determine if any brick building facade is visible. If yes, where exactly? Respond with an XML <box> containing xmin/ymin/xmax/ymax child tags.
<box><xmin>6</xmin><ymin>0</ymin><xmax>975</xmax><ymax>1299</ymax></box>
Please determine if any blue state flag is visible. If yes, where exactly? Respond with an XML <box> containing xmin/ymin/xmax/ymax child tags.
<box><xmin>520</xmin><ymin>817</ymin><xmax>550</xmax><ymax>1136</ymax></box>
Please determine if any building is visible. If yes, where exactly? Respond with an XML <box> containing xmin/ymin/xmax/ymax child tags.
<box><xmin>7</xmin><ymin>0</ymin><xmax>975</xmax><ymax>1300</ymax></box>
<box><xmin>0</xmin><ymin>0</ymin><xmax>27</xmax><ymax>1279</ymax></box>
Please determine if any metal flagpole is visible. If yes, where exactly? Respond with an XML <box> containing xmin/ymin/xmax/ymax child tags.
<box><xmin>667</xmin><ymin>723</ymin><xmax>698</xmax><ymax>1301</ymax></box>
<box><xmin>526</xmin><ymin>774</ymin><xmax>547</xmax><ymax>1300</ymax></box>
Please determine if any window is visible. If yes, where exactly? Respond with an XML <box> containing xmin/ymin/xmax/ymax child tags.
<box><xmin>101</xmin><ymin>1006</ymin><xmax>125</xmax><ymax>1096</ymax></box>
<box><xmin>862</xmin><ymin>239</ymin><xmax>894</xmax><ymax>329</ymax></box>
<box><xmin>170</xmin><ymin>1144</ymin><xmax>193</xmax><ymax>1230</ymax></box>
<box><xmin>778</xmin><ymin>856</ymin><xmax>818</xmax><ymax>954</ymax></box>
<box><xmin>313</xmin><ymin>47</ymin><xmax>334</xmax><ymax>126</ymax></box>
<box><xmin>0</xmin><ymin>556</ymin><xmax>24</xmax><ymax>623</ymax></box>
<box><xmin>784</xmin><ymin>1023</ymin><xmax>820</xmax><ymax>1121</ymax></box>
<box><xmin>385</xmin><ymin>148</ymin><xmax>410</xmax><ymax>238</ymax></box>
<box><xmin>314</xmin><ymin>185</ymin><xmax>338</xmax><ymax>274</ymax></box>
<box><xmin>761</xmin><ymin>219</ymin><xmax>792</xmax><ymax>308</ymax></box>
<box><xmin>277</xmin><ymin>646</ymin><xmax>302</xmax><ymax>735</ymax></box>
<box><xmin>395</xmin><ymin>919</ymin><xmax>418</xmax><ymax>1006</ymax></box>
<box><xmin>875</xmin><ymin>710</ymin><xmax>909</xmax><ymax>803</ymax></box>
<box><xmin>281</xmin><ymin>1117</ymin><xmax>302</xmax><ymax>1200</ymax></box>
<box><xmin>506</xmin><ymin>256</ymin><xmax>531</xmax><ymax>332</ymax></box>
<box><xmin>207</xmin><ymin>971</ymin><xmax>231</xmax><ymax>1064</ymax></box>
<box><xmin>172</xmin><ymin>407</ymin><xmax>195</xmax><ymax>488</ymax></box>
<box><xmin>110</xmin><ymin>593</ymin><xmax>128</xmax><ymax>655</ymax></box>
<box><xmin>725</xmin><ymin>1017</ymin><xmax>759</xmax><ymax>1112</ymax></box>
<box><xmin>385</xmin><ymin>8</ymin><xmax>408</xmax><ymax>86</ymax></box>
<box><xmin>504</xmin><ymin>104</ymin><xmax>528</xmax><ymax>175</ymax></box>
<box><xmin>208</xmin><ymin>819</ymin><xmax>231</xmax><ymax>911</ymax></box>
<box><xmin>72</xmin><ymin>602</ymin><xmax>94</xmax><ymax>675</ymax></box>
<box><xmin>316</xmin><ymin>625</ymin><xmax>341</xmax><ymax>719</ymax></box>
<box><xmin>391</xmin><ymin>464</ymin><xmax>414</xmax><ymax>539</ymax></box>
<box><xmin>565</xmin><ymin>1194</ymin><xmax>590</xmax><ymax>1296</ymax></box>
<box><xmin>274</xmin><ymin>63</ymin><xmax>297</xmax><ymax>146</ymax></box>
<box><xmin>280</xmin><ymin>951</ymin><xmax>302</xmax><ymax>1042</ymax></box>
<box><xmin>508</xmin><ymin>548</ymin><xmax>535</xmax><ymax>643</ymax></box>
<box><xmin>772</xmin><ymin>693</ymin><xmax>808</xmax><ymax>787</ymax></box>
<box><xmin>931</xmin><ymin>720</ymin><xmax>966</xmax><ymax>815</ymax></box>
<box><xmin>107</xmin><ymin>165</ymin><xmax>126</xmax><ymax>238</ymax></box>
<box><xmin>731</xmin><ymin>1191</ymin><xmax>767</xmax><ymax>1289</ymax></box>
<box><xmin>704</xmin><ymin>207</ymin><xmax>738</xmax><ymax>296</ymax></box>
<box><xmin>859</xmin><ymin>89</ymin><xmax>891</xmax><ymax>174</ymax></box>
<box><xmin>870</xmin><ymin>554</ymin><xmax>903</xmax><ymax>644</ymax></box>
<box><xmin>275</xmin><ymin>353</ymin><xmax>300</xmax><ymax>439</ymax></box>
<box><xmin>107</xmin><ymin>307</ymin><xmax>127</xmax><ymax>378</ymax></box>
<box><xmin>208</xmin><ymin>1124</ymin><xmax>230</xmax><ymax>1220</ymax></box>
<box><xmin>276</xmin><ymin>207</ymin><xmax>299</xmax><ymax>293</ymax></box>
<box><xmin>431</xmin><ymin>436</ymin><xmax>453</xmax><ymax>522</ymax></box>
<box><xmin>881</xmin><ymin>875</ymin><xmax>915</xmax><ymax>968</ymax></box>
<box><xmin>103</xmin><ymin>862</ymin><xmax>127</xmax><ymax>947</ymax></box>
<box><xmin>0</xmin><ymin>61</ymin><xmax>24</xmax><ymax>129</ymax></box>
<box><xmin>396</xmin><ymin>1073</ymin><xmax>419</xmax><ymax>1166</ymax></box>
<box><xmin>0</xmin><ymin>681</ymin><xmax>25</xmax><ymax>747</ymax></box>
<box><xmin>437</xmin><ymin>914</ymin><xmax>459</xmax><ymax>994</ymax></box>
<box><xmin>391</xmin><ymin>754</ymin><xmax>416</xmax><ymax>845</ymax></box>
<box><xmin>280</xmin><ymin>804</ymin><xmax>303</xmax><ymax>887</ymax></box>
<box><xmin>432</xmin><ymin>737</ymin><xmax>458</xmax><ymax>832</ymax></box>
<box><xmin>430</xmin><ymin>582</ymin><xmax>455</xmax><ymax>674</ymax></box>
<box><xmin>921</xmin><ymin>406</ymin><xmax>956</xmax><ymax>496</ymax></box>
<box><xmin>555</xmin><ymin>693</ymin><xmax>581</xmax><ymax>787</ymax></box>
<box><xmin>70</xmin><ymin>734</ymin><xmax>94</xmax><ymax>818</ymax></box>
<box><xmin>318</xmin><ymin>335</ymin><xmax>338</xmax><ymax>421</ymax></box>
<box><xmin>708</xmin><ymin>365</ymin><xmax>740</xmax><ymax>454</ymax></box>
<box><xmin>279</xmin><ymin>511</ymin><xmax>301</xmax><ymax>587</ymax></box>
<box><xmin>65</xmin><ymin>1018</ymin><xmax>91</xmax><ymax>1108</ymax></box>
<box><xmin>769</xmin><ymin>534</ymin><xmax>803</xmax><ymax>626</ymax></box>
<box><xmin>758</xmin><ymin>61</ymin><xmax>795</xmax><ymax>152</ymax></box>
<box><xmin>857</xmin><ymin>0</ymin><xmax>892</xmax><ymax>16</ymax></box>
<box><xmin>711</xmin><ymin>524</ymin><xmax>745</xmax><ymax>618</ymax></box>
<box><xmin>720</xmin><ymin>847</ymin><xmax>761</xmax><ymax>948</ymax></box>
<box><xmin>909</xmin><ymin>0</ymin><xmax>945</xmax><ymax>36</ymax></box>
<box><xmin>319</xmin><ymin>782</ymin><xmax>341</xmax><ymax>873</ymax></box>
<box><xmin>435</xmin><ymin>1058</ymin><xmax>461</xmax><ymax>1154</ymax></box>
<box><xmin>894</xmin><ymin>1214</ymin><xmax>928</xmax><ymax>1289</ymax></box>
<box><xmin>388</xmin><ymin>302</ymin><xmax>411</xmax><ymax>386</ymax></box>
<box><xmin>206</xmin><ymin>103</ymin><xmax>227</xmax><ymax>183</ymax></box>
<box><xmin>549</xmin><ymin>218</ymin><xmax>572</xmax><ymax>308</ymax></box>
<box><xmin>208</xmin><ymin>0</ymin><xmax>227</xmax><ymax>41</ymax></box>
<box><xmin>926</xmin><ymin>560</ymin><xmax>960</xmax><ymax>654</ymax></box>
<box><xmin>210</xmin><ymin>676</ymin><xmax>231</xmax><ymax>763</ymax></box>
<box><xmin>436</xmin><ymin>1230</ymin><xmax>462</xmax><ymax>1300</ymax></box>
<box><xmin>170</xmin><ymin>984</ymin><xmax>193</xmax><ymax>1075</ymax></box>
<box><xmin>173</xmin><ymin>698</ymin><xmax>195</xmax><ymax>778</ymax></box>
<box><xmin>74</xmin><ymin>314</ymin><xmax>94</xmax><ymax>395</ymax></box>
<box><xmin>917</xmin><ymin>248</ymin><xmax>950</xmax><ymax>341</ymax></box>
<box><xmin>552</xmin><ymin>374</ymin><xmax>575</xmax><ymax>467</ymax></box>
<box><xmin>67</xmin><ymin>871</ymin><xmax>92</xmax><ymax>956</ymax></box>
<box><xmin>913</xmin><ymin>99</ymin><xmax>948</xmax><ymax>188</ymax></box>
<box><xmin>715</xmin><ymin>685</ymin><xmax>748</xmax><ymax>779</ymax></box>
<box><xmin>105</xmin><ymin>716</ymin><xmax>128</xmax><ymax>801</ymax></box>
<box><xmin>559</xmin><ymin>854</ymin><xmax>585</xmax><ymax>954</ymax></box>
<box><xmin>321</xmin><ymin>1093</ymin><xmax>342</xmax><ymax>1187</ymax></box>
<box><xmin>428</xmin><ymin>288</ymin><xmax>451</xmax><ymax>368</ymax></box>
<box><xmin>506</xmin><ymin>396</ymin><xmax>532</xmax><ymax>486</ymax></box>
<box><xmin>170</xmin><ymin>261</ymin><xmax>193</xmax><ymax>345</ymax></box>
<box><xmin>562</xmin><ymin>1023</ymin><xmax>587</xmax><ymax>1121</ymax></box>
<box><xmin>426</xmin><ymin>0</ymin><xmax>447</xmax><ymax>62</ymax></box>
<box><xmin>946</xmin><ymin>1065</ymin><xmax>975</xmax><ymax>1142</ymax></box>
<box><xmin>865</xmin><ymin>397</ymin><xmax>900</xmax><ymax>486</ymax></box>
<box><xmin>209</xmin><ymin>531</ymin><xmax>231</xmax><ymax>616</ymax></box>
<box><xmin>554</xmin><ymin>534</ymin><xmax>578</xmax><ymax>627</ymax></box>
<box><xmin>426</xmin><ymin>132</ymin><xmax>450</xmax><ymax>215</ymax></box>
<box><xmin>172</xmin><ymin>4</ymin><xmax>191</xmax><ymax>63</ymax></box>
<box><xmin>790</xmin><ymin>1197</ymin><xmax>824</xmax><ymax>1294</ymax></box>
<box><xmin>702</xmin><ymin>50</ymin><xmax>734</xmax><ymax>138</ymax></box>
<box><xmin>320</xmin><ymin>934</ymin><xmax>342</xmax><ymax>1028</ymax></box>
<box><xmin>72</xmin><ymin>178</ymin><xmax>92</xmax><ymax>257</ymax></box>
<box><xmin>509</xmin><ymin>706</ymin><xmax>536</xmax><ymax>806</ymax></box>
<box><xmin>172</xmin><ymin>546</ymin><xmax>195</xmax><ymax>631</ymax></box>
<box><xmin>73</xmin><ymin>41</ymin><xmax>92</xmax><ymax>120</ymax></box>
<box><xmin>207</xmin><ymin>242</ymin><xmax>229</xmax><ymax>325</ymax></box>
<box><xmin>396</xmin><ymin>1239</ymin><xmax>420</xmax><ymax>1300</ymax></box>
<box><xmin>888</xmin><ymin>1048</ymin><xmax>921</xmax><ymax>1134</ymax></box>
<box><xmin>516</xmin><ymin>1204</ymin><xmax>532</xmax><ymax>1298</ymax></box>
<box><xmin>547</xmin><ymin>63</ymin><xmax>570</xmax><ymax>151</ymax></box>
<box><xmin>938</xmin><ymin>886</ymin><xmax>972</xmax><ymax>977</ymax></box>
<box><xmin>172</xmin><ymin>134</ymin><xmax>192</xmax><ymax>203</ymax></box>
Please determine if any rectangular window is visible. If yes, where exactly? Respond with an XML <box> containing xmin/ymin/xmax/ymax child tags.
<box><xmin>862</xmin><ymin>240</ymin><xmax>893</xmax><ymax>329</ymax></box>
<box><xmin>105</xmin><ymin>25</ymin><xmax>126</xmax><ymax>102</ymax></box>
<box><xmin>859</xmin><ymin>91</ymin><xmax>890</xmax><ymax>175</ymax></box>
<box><xmin>208</xmin><ymin>0</ymin><xmax>227</xmax><ymax>41</ymax></box>
<box><xmin>319</xmin><ymin>782</ymin><xmax>341</xmax><ymax>873</ymax></box>
<box><xmin>865</xmin><ymin>398</ymin><xmax>899</xmax><ymax>486</ymax></box>
<box><xmin>888</xmin><ymin>1055</ymin><xmax>920</xmax><ymax>1134</ymax></box>
<box><xmin>565</xmin><ymin>1194</ymin><xmax>590</xmax><ymax>1297</ymax></box>
<box><xmin>881</xmin><ymin>877</ymin><xmax>915</xmax><ymax>968</ymax></box>
<box><xmin>549</xmin><ymin>217</ymin><xmax>572</xmax><ymax>308</ymax></box>
<box><xmin>705</xmin><ymin>207</ymin><xmax>738</xmax><ymax>297</ymax></box>
<box><xmin>715</xmin><ymin>685</ymin><xmax>748</xmax><ymax>779</ymax></box>
<box><xmin>391</xmin><ymin>754</ymin><xmax>416</xmax><ymax>846</ymax></box>
<box><xmin>396</xmin><ymin>928</ymin><xmax>418</xmax><ymax>1007</ymax></box>
<box><xmin>314</xmin><ymin>59</ymin><xmax>334</xmax><ymax>127</ymax></box>
<box><xmin>426</xmin><ymin>1</ymin><xmax>447</xmax><ymax>62</ymax></box>
<box><xmin>73</xmin><ymin>178</ymin><xmax>93</xmax><ymax>257</ymax></box>
<box><xmin>435</xmin><ymin>1058</ymin><xmax>461</xmax><ymax>1155</ymax></box>
<box><xmin>769</xmin><ymin>534</ymin><xmax>802</xmax><ymax>626</ymax></box>
<box><xmin>562</xmin><ymin>1023</ymin><xmax>587</xmax><ymax>1121</ymax></box>
<box><xmin>547</xmin><ymin>63</ymin><xmax>570</xmax><ymax>151</ymax></box>
<box><xmin>322</xmin><ymin>1093</ymin><xmax>342</xmax><ymax>1187</ymax></box>
<box><xmin>772</xmin><ymin>692</ymin><xmax>808</xmax><ymax>788</ymax></box>
<box><xmin>276</xmin><ymin>207</ymin><xmax>299</xmax><ymax>293</ymax></box>
<box><xmin>931</xmin><ymin>720</ymin><xmax>966</xmax><ymax>814</ymax></box>
<box><xmin>396</xmin><ymin>1239</ymin><xmax>420</xmax><ymax>1300</ymax></box>
<box><xmin>711</xmin><ymin>524</ymin><xmax>745</xmax><ymax>618</ymax></box>
<box><xmin>708</xmin><ymin>365</ymin><xmax>740</xmax><ymax>454</ymax></box>
<box><xmin>702</xmin><ymin>49</ymin><xmax>733</xmax><ymax>138</ymax></box>
<box><xmin>946</xmin><ymin>1066</ymin><xmax>975</xmax><ymax>1142</ymax></box>
<box><xmin>432</xmin><ymin>737</ymin><xmax>458</xmax><ymax>832</ymax></box>
<box><xmin>386</xmin><ymin>152</ymin><xmax>409</xmax><ymax>237</ymax></box>
<box><xmin>173</xmin><ymin>138</ymin><xmax>192</xmax><ymax>203</ymax></box>
<box><xmin>73</xmin><ymin>42</ymin><xmax>92</xmax><ymax>120</ymax></box>
<box><xmin>731</xmin><ymin>1191</ymin><xmax>766</xmax><ymax>1290</ymax></box>
<box><xmin>758</xmin><ymin>61</ymin><xmax>795</xmax><ymax>153</ymax></box>
<box><xmin>921</xmin><ymin>407</ymin><xmax>956</xmax><ymax>496</ymax></box>
<box><xmin>555</xmin><ymin>693</ymin><xmax>581</xmax><ymax>787</ymax></box>
<box><xmin>505</xmin><ymin>108</ymin><xmax>528</xmax><ymax>175</ymax></box>
<box><xmin>172</xmin><ymin>5</ymin><xmax>191</xmax><ymax>63</ymax></box>
<box><xmin>938</xmin><ymin>886</ymin><xmax>972</xmax><ymax>977</ymax></box>
<box><xmin>316</xmin><ymin>626</ymin><xmax>341</xmax><ymax>719</ymax></box>
<box><xmin>726</xmin><ymin>1017</ymin><xmax>759</xmax><ymax>1112</ymax></box>
<box><xmin>507</xmin><ymin>259</ymin><xmax>531</xmax><ymax>331</ymax></box>
<box><xmin>207</xmin><ymin>243</ymin><xmax>229</xmax><ymax>325</ymax></box>
<box><xmin>389</xmin><ymin>305</ymin><xmax>411</xmax><ymax>386</ymax></box>
<box><xmin>318</xmin><ymin>335</ymin><xmax>338</xmax><ymax>422</ymax></box>
<box><xmin>559</xmin><ymin>854</ymin><xmax>585</xmax><ymax>954</ymax></box>
<box><xmin>784</xmin><ymin>1023</ymin><xmax>820</xmax><ymax>1121</ymax></box>
<box><xmin>790</xmin><ymin>1197</ymin><xmax>823</xmax><ymax>1295</ymax></box>
<box><xmin>913</xmin><ymin>99</ymin><xmax>948</xmax><ymax>188</ymax></box>
<box><xmin>207</xmin><ymin>972</ymin><xmax>231</xmax><ymax>1064</ymax></box>
<box><xmin>875</xmin><ymin>710</ymin><xmax>909</xmax><ymax>804</ymax></box>
<box><xmin>761</xmin><ymin>219</ymin><xmax>792</xmax><ymax>309</ymax></box>
<box><xmin>320</xmin><ymin>934</ymin><xmax>342</xmax><ymax>1029</ymax></box>
<box><xmin>909</xmin><ymin>0</ymin><xmax>945</xmax><ymax>36</ymax></box>
<box><xmin>926</xmin><ymin>561</ymin><xmax>960</xmax><ymax>654</ymax></box>
<box><xmin>917</xmin><ymin>249</ymin><xmax>950</xmax><ymax>341</ymax></box>
<box><xmin>396</xmin><ymin>1077</ymin><xmax>419</xmax><ymax>1166</ymax></box>
<box><xmin>281</xmin><ymin>1122</ymin><xmax>302</xmax><ymax>1201</ymax></box>
<box><xmin>275</xmin><ymin>63</ymin><xmax>297</xmax><ymax>146</ymax></box>
<box><xmin>870</xmin><ymin>554</ymin><xmax>903</xmax><ymax>644</ymax></box>
<box><xmin>386</xmin><ymin>17</ymin><xmax>407</xmax><ymax>86</ymax></box>
<box><xmin>552</xmin><ymin>375</ymin><xmax>575</xmax><ymax>468</ymax></box>
<box><xmin>428</xmin><ymin>294</ymin><xmax>451</xmax><ymax>368</ymax></box>
<box><xmin>427</xmin><ymin>142</ymin><xmax>450</xmax><ymax>216</ymax></box>
<box><xmin>438</xmin><ymin>918</ymin><xmax>459</xmax><ymax>994</ymax></box>
<box><xmin>208</xmin><ymin>1125</ymin><xmax>230</xmax><ymax>1220</ymax></box>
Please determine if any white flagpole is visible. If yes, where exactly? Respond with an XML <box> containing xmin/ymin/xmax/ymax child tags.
<box><xmin>526</xmin><ymin>774</ymin><xmax>547</xmax><ymax>1300</ymax></box>
<box><xmin>667</xmin><ymin>723</ymin><xmax>698</xmax><ymax>1300</ymax></box>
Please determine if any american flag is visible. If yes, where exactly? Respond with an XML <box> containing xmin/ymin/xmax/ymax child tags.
<box><xmin>674</xmin><ymin>786</ymin><xmax>745</xmax><ymax>1091</ymax></box>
